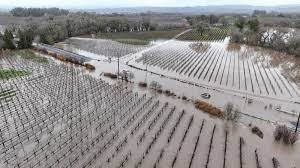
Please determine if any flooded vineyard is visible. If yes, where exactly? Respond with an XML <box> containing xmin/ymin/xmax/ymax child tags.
<box><xmin>1</xmin><ymin>25</ymin><xmax>300</xmax><ymax>168</ymax></box>
<box><xmin>132</xmin><ymin>38</ymin><xmax>300</xmax><ymax>100</ymax></box>
<box><xmin>61</xmin><ymin>38</ymin><xmax>150</xmax><ymax>58</ymax></box>
<box><xmin>0</xmin><ymin>54</ymin><xmax>299</xmax><ymax>168</ymax></box>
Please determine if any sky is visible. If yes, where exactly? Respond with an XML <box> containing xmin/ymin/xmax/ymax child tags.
<box><xmin>0</xmin><ymin>0</ymin><xmax>300</xmax><ymax>9</ymax></box>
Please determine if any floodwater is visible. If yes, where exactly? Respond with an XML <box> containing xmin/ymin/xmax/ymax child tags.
<box><xmin>60</xmin><ymin>38</ymin><xmax>151</xmax><ymax>58</ymax></box>
<box><xmin>60</xmin><ymin>37</ymin><xmax>300</xmax><ymax>127</ymax></box>
<box><xmin>53</xmin><ymin>36</ymin><xmax>300</xmax><ymax>167</ymax></box>
<box><xmin>1</xmin><ymin>45</ymin><xmax>300</xmax><ymax>167</ymax></box>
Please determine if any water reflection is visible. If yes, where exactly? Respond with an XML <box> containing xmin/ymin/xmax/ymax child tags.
<box><xmin>189</xmin><ymin>42</ymin><xmax>211</xmax><ymax>53</ymax></box>
<box><xmin>249</xmin><ymin>46</ymin><xmax>300</xmax><ymax>85</ymax></box>
<box><xmin>61</xmin><ymin>38</ymin><xmax>149</xmax><ymax>58</ymax></box>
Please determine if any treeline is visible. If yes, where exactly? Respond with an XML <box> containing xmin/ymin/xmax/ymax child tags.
<box><xmin>230</xmin><ymin>16</ymin><xmax>300</xmax><ymax>57</ymax></box>
<box><xmin>37</xmin><ymin>13</ymin><xmax>156</xmax><ymax>44</ymax></box>
<box><xmin>185</xmin><ymin>14</ymin><xmax>229</xmax><ymax>38</ymax></box>
<box><xmin>0</xmin><ymin>29</ymin><xmax>33</xmax><ymax>49</ymax></box>
<box><xmin>0</xmin><ymin>12</ymin><xmax>159</xmax><ymax>48</ymax></box>
<box><xmin>186</xmin><ymin>15</ymin><xmax>229</xmax><ymax>27</ymax></box>
<box><xmin>10</xmin><ymin>7</ymin><xmax>69</xmax><ymax>17</ymax></box>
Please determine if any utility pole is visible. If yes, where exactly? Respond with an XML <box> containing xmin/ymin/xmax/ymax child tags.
<box><xmin>295</xmin><ymin>112</ymin><xmax>300</xmax><ymax>133</ymax></box>
<box><xmin>144</xmin><ymin>54</ymin><xmax>149</xmax><ymax>83</ymax></box>
<box><xmin>117</xmin><ymin>54</ymin><xmax>120</xmax><ymax>80</ymax></box>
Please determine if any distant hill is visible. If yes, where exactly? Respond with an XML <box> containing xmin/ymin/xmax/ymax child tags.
<box><xmin>0</xmin><ymin>8</ymin><xmax>10</xmax><ymax>12</ymax></box>
<box><xmin>73</xmin><ymin>5</ymin><xmax>300</xmax><ymax>14</ymax></box>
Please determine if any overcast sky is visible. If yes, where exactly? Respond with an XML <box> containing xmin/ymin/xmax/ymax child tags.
<box><xmin>0</xmin><ymin>0</ymin><xmax>300</xmax><ymax>8</ymax></box>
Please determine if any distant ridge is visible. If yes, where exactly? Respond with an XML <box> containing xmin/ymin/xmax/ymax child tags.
<box><xmin>72</xmin><ymin>5</ymin><xmax>300</xmax><ymax>14</ymax></box>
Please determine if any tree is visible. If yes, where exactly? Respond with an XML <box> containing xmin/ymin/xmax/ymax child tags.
<box><xmin>287</xmin><ymin>36</ymin><xmax>300</xmax><ymax>57</ymax></box>
<box><xmin>208</xmin><ymin>14</ymin><xmax>219</xmax><ymax>25</ymax></box>
<box><xmin>3</xmin><ymin>29</ymin><xmax>15</xmax><ymax>49</ymax></box>
<box><xmin>10</xmin><ymin>7</ymin><xmax>69</xmax><ymax>17</ymax></box>
<box><xmin>39</xmin><ymin>33</ymin><xmax>54</xmax><ymax>45</ymax></box>
<box><xmin>224</xmin><ymin>102</ymin><xmax>240</xmax><ymax>121</ymax></box>
<box><xmin>252</xmin><ymin>10</ymin><xmax>267</xmax><ymax>16</ymax></box>
<box><xmin>142</xmin><ymin>18</ymin><xmax>151</xmax><ymax>31</ymax></box>
<box><xmin>65</xmin><ymin>19</ymin><xmax>73</xmax><ymax>37</ymax></box>
<box><xmin>230</xmin><ymin>28</ymin><xmax>244</xmax><ymax>43</ymax></box>
<box><xmin>194</xmin><ymin>22</ymin><xmax>209</xmax><ymax>36</ymax></box>
<box><xmin>119</xmin><ymin>70</ymin><xmax>134</xmax><ymax>82</ymax></box>
<box><xmin>248</xmin><ymin>18</ymin><xmax>260</xmax><ymax>32</ymax></box>
<box><xmin>219</xmin><ymin>16</ymin><xmax>229</xmax><ymax>27</ymax></box>
<box><xmin>295</xmin><ymin>21</ymin><xmax>300</xmax><ymax>29</ymax></box>
<box><xmin>150</xmin><ymin>81</ymin><xmax>162</xmax><ymax>90</ymax></box>
<box><xmin>235</xmin><ymin>16</ymin><xmax>246</xmax><ymax>32</ymax></box>
<box><xmin>258</xmin><ymin>27</ymin><xmax>273</xmax><ymax>46</ymax></box>
<box><xmin>0</xmin><ymin>33</ymin><xmax>4</xmax><ymax>48</ymax></box>
<box><xmin>17</xmin><ymin>29</ymin><xmax>33</xmax><ymax>49</ymax></box>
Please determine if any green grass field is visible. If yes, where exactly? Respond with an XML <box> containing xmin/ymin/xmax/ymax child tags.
<box><xmin>0</xmin><ymin>69</ymin><xmax>31</xmax><ymax>80</ymax></box>
<box><xmin>97</xmin><ymin>30</ymin><xmax>183</xmax><ymax>45</ymax></box>
<box><xmin>13</xmin><ymin>50</ymin><xmax>49</xmax><ymax>64</ymax></box>
<box><xmin>177</xmin><ymin>27</ymin><xmax>229</xmax><ymax>41</ymax></box>
<box><xmin>114</xmin><ymin>39</ymin><xmax>149</xmax><ymax>45</ymax></box>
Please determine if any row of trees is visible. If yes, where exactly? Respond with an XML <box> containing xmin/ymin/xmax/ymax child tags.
<box><xmin>0</xmin><ymin>29</ymin><xmax>33</xmax><ymax>49</ymax></box>
<box><xmin>230</xmin><ymin>16</ymin><xmax>300</xmax><ymax>57</ymax></box>
<box><xmin>36</xmin><ymin>13</ymin><xmax>156</xmax><ymax>44</ymax></box>
<box><xmin>10</xmin><ymin>7</ymin><xmax>69</xmax><ymax>17</ymax></box>
<box><xmin>186</xmin><ymin>14</ymin><xmax>230</xmax><ymax>37</ymax></box>
<box><xmin>186</xmin><ymin>15</ymin><xmax>229</xmax><ymax>27</ymax></box>
<box><xmin>1</xmin><ymin>12</ymin><xmax>159</xmax><ymax>47</ymax></box>
<box><xmin>0</xmin><ymin>29</ymin><xmax>15</xmax><ymax>49</ymax></box>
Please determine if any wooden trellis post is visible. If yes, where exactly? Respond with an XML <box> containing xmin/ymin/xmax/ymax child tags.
<box><xmin>295</xmin><ymin>112</ymin><xmax>300</xmax><ymax>133</ymax></box>
<box><xmin>117</xmin><ymin>55</ymin><xmax>120</xmax><ymax>80</ymax></box>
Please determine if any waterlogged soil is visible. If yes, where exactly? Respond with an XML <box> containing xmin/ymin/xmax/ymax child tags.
<box><xmin>60</xmin><ymin>38</ymin><xmax>150</xmax><ymax>58</ymax></box>
<box><xmin>63</xmin><ymin>37</ymin><xmax>299</xmax><ymax>126</ymax></box>
<box><xmin>49</xmin><ymin>36</ymin><xmax>300</xmax><ymax>167</ymax></box>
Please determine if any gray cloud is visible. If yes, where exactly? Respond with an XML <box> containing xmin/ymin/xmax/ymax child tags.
<box><xmin>0</xmin><ymin>0</ymin><xmax>299</xmax><ymax>8</ymax></box>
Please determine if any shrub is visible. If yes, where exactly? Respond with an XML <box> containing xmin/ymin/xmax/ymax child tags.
<box><xmin>104</xmin><ymin>73</ymin><xmax>117</xmax><ymax>79</ymax></box>
<box><xmin>287</xmin><ymin>36</ymin><xmax>300</xmax><ymax>57</ymax></box>
<box><xmin>224</xmin><ymin>103</ymin><xmax>240</xmax><ymax>121</ymax></box>
<box><xmin>252</xmin><ymin>126</ymin><xmax>264</xmax><ymax>139</ymax></box>
<box><xmin>157</xmin><ymin>89</ymin><xmax>163</xmax><ymax>94</ymax></box>
<box><xmin>57</xmin><ymin>55</ymin><xmax>66</xmax><ymax>61</ymax></box>
<box><xmin>227</xmin><ymin>43</ymin><xmax>241</xmax><ymax>52</ymax></box>
<box><xmin>138</xmin><ymin>82</ymin><xmax>147</xmax><ymax>87</ymax></box>
<box><xmin>282</xmin><ymin>128</ymin><xmax>291</xmax><ymax>144</ymax></box>
<box><xmin>290</xmin><ymin>132</ymin><xmax>298</xmax><ymax>145</ymax></box>
<box><xmin>150</xmin><ymin>81</ymin><xmax>162</xmax><ymax>90</ymax></box>
<box><xmin>194</xmin><ymin>100</ymin><xmax>223</xmax><ymax>118</ymax></box>
<box><xmin>230</xmin><ymin>29</ymin><xmax>244</xmax><ymax>43</ymax></box>
<box><xmin>274</xmin><ymin>125</ymin><xmax>298</xmax><ymax>145</ymax></box>
<box><xmin>272</xmin><ymin>38</ymin><xmax>286</xmax><ymax>52</ymax></box>
<box><xmin>274</xmin><ymin>125</ymin><xmax>284</xmax><ymax>141</ymax></box>
<box><xmin>272</xmin><ymin>157</ymin><xmax>280</xmax><ymax>168</ymax></box>
<box><xmin>164</xmin><ymin>90</ymin><xmax>171</xmax><ymax>96</ymax></box>
<box><xmin>84</xmin><ymin>63</ymin><xmax>95</xmax><ymax>70</ymax></box>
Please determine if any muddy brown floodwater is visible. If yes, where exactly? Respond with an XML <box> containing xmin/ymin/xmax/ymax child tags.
<box><xmin>57</xmin><ymin>36</ymin><xmax>300</xmax><ymax>168</ymax></box>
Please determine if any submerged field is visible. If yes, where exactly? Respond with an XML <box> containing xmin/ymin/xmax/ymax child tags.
<box><xmin>61</xmin><ymin>38</ymin><xmax>149</xmax><ymax>58</ymax></box>
<box><xmin>97</xmin><ymin>30</ymin><xmax>183</xmax><ymax>41</ymax></box>
<box><xmin>0</xmin><ymin>51</ymin><xmax>299</xmax><ymax>168</ymax></box>
<box><xmin>0</xmin><ymin>28</ymin><xmax>299</xmax><ymax>168</ymax></box>
<box><xmin>133</xmin><ymin>39</ymin><xmax>300</xmax><ymax>100</ymax></box>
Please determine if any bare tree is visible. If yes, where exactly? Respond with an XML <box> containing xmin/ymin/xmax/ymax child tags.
<box><xmin>150</xmin><ymin>81</ymin><xmax>162</xmax><ymax>90</ymax></box>
<box><xmin>194</xmin><ymin>22</ymin><xmax>209</xmax><ymax>36</ymax></box>
<box><xmin>224</xmin><ymin>103</ymin><xmax>240</xmax><ymax>122</ymax></box>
